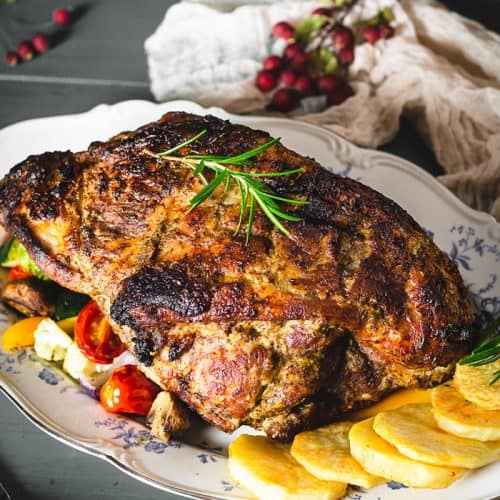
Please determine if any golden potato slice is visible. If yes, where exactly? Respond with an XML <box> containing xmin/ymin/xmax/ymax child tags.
<box><xmin>228</xmin><ymin>434</ymin><xmax>346</xmax><ymax>500</ymax></box>
<box><xmin>454</xmin><ymin>360</ymin><xmax>500</xmax><ymax>410</ymax></box>
<box><xmin>349</xmin><ymin>417</ymin><xmax>466</xmax><ymax>489</ymax></box>
<box><xmin>374</xmin><ymin>403</ymin><xmax>500</xmax><ymax>469</ymax></box>
<box><xmin>432</xmin><ymin>384</ymin><xmax>500</xmax><ymax>441</ymax></box>
<box><xmin>290</xmin><ymin>422</ymin><xmax>384</xmax><ymax>488</ymax></box>
<box><xmin>353</xmin><ymin>388</ymin><xmax>432</xmax><ymax>420</ymax></box>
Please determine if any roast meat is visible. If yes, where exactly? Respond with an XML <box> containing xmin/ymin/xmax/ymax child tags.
<box><xmin>0</xmin><ymin>112</ymin><xmax>476</xmax><ymax>439</ymax></box>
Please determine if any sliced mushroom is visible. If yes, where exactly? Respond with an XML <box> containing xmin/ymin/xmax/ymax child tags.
<box><xmin>0</xmin><ymin>225</ymin><xmax>9</xmax><ymax>246</ymax></box>
<box><xmin>1</xmin><ymin>278</ymin><xmax>56</xmax><ymax>317</ymax></box>
<box><xmin>147</xmin><ymin>391</ymin><xmax>191</xmax><ymax>442</ymax></box>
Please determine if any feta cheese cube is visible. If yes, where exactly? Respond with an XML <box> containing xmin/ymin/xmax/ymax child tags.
<box><xmin>34</xmin><ymin>318</ymin><xmax>73</xmax><ymax>361</ymax></box>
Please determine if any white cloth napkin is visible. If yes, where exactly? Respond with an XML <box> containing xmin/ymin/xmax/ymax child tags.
<box><xmin>145</xmin><ymin>0</ymin><xmax>500</xmax><ymax>220</ymax></box>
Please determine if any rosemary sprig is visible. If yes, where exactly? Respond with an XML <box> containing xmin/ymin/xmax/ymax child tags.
<box><xmin>152</xmin><ymin>129</ymin><xmax>309</xmax><ymax>241</ymax></box>
<box><xmin>459</xmin><ymin>316</ymin><xmax>500</xmax><ymax>385</ymax></box>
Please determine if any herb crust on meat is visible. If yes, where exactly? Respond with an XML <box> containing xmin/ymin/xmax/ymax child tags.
<box><xmin>0</xmin><ymin>112</ymin><xmax>476</xmax><ymax>439</ymax></box>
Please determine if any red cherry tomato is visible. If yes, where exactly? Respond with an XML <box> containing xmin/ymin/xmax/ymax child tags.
<box><xmin>75</xmin><ymin>300</ymin><xmax>126</xmax><ymax>364</ymax></box>
<box><xmin>100</xmin><ymin>365</ymin><xmax>160</xmax><ymax>415</ymax></box>
<box><xmin>8</xmin><ymin>265</ymin><xmax>32</xmax><ymax>281</ymax></box>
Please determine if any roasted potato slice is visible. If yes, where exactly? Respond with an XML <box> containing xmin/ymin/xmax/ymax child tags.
<box><xmin>374</xmin><ymin>403</ymin><xmax>500</xmax><ymax>469</ymax></box>
<box><xmin>228</xmin><ymin>434</ymin><xmax>347</xmax><ymax>499</ymax></box>
<box><xmin>291</xmin><ymin>422</ymin><xmax>384</xmax><ymax>488</ymax></box>
<box><xmin>454</xmin><ymin>360</ymin><xmax>500</xmax><ymax>411</ymax></box>
<box><xmin>432</xmin><ymin>384</ymin><xmax>500</xmax><ymax>441</ymax></box>
<box><xmin>349</xmin><ymin>417</ymin><xmax>466</xmax><ymax>489</ymax></box>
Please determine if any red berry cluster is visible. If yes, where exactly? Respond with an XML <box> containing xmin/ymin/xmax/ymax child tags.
<box><xmin>256</xmin><ymin>5</ymin><xmax>395</xmax><ymax>112</ymax></box>
<box><xmin>360</xmin><ymin>6</ymin><xmax>395</xmax><ymax>44</ymax></box>
<box><xmin>4</xmin><ymin>8</ymin><xmax>72</xmax><ymax>67</ymax></box>
<box><xmin>361</xmin><ymin>23</ymin><xmax>394</xmax><ymax>45</ymax></box>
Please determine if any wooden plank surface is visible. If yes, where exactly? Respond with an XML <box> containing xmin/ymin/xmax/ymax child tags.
<box><xmin>0</xmin><ymin>1</ymin><xmax>498</xmax><ymax>499</ymax></box>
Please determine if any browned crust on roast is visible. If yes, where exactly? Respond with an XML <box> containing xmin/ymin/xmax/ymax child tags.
<box><xmin>0</xmin><ymin>112</ymin><xmax>477</xmax><ymax>439</ymax></box>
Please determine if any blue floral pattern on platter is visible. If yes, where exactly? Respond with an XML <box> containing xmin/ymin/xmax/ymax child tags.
<box><xmin>38</xmin><ymin>366</ymin><xmax>63</xmax><ymax>385</ymax></box>
<box><xmin>94</xmin><ymin>417</ymin><xmax>182</xmax><ymax>453</ymax></box>
<box><xmin>386</xmin><ymin>482</ymin><xmax>408</xmax><ymax>490</ymax></box>
<box><xmin>446</xmin><ymin>225</ymin><xmax>500</xmax><ymax>322</ymax></box>
<box><xmin>221</xmin><ymin>480</ymin><xmax>234</xmax><ymax>492</ymax></box>
<box><xmin>449</xmin><ymin>225</ymin><xmax>500</xmax><ymax>270</ymax></box>
<box><xmin>196</xmin><ymin>441</ymin><xmax>224</xmax><ymax>464</ymax></box>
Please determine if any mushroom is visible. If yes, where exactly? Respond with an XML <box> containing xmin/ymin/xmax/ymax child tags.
<box><xmin>147</xmin><ymin>391</ymin><xmax>191</xmax><ymax>442</ymax></box>
<box><xmin>1</xmin><ymin>277</ymin><xmax>56</xmax><ymax>317</ymax></box>
<box><xmin>0</xmin><ymin>225</ymin><xmax>9</xmax><ymax>247</ymax></box>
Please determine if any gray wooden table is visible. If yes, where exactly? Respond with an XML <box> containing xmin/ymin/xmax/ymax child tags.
<box><xmin>0</xmin><ymin>1</ymin><xmax>498</xmax><ymax>499</ymax></box>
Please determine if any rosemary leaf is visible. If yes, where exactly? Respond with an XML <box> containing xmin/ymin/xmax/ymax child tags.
<box><xmin>155</xmin><ymin>130</ymin><xmax>309</xmax><ymax>240</ymax></box>
<box><xmin>219</xmin><ymin>137</ymin><xmax>281</xmax><ymax>165</ymax></box>
<box><xmin>259</xmin><ymin>192</ymin><xmax>310</xmax><ymax>205</ymax></box>
<box><xmin>192</xmin><ymin>159</ymin><xmax>206</xmax><ymax>177</ymax></box>
<box><xmin>189</xmin><ymin>171</ymin><xmax>225</xmax><ymax>209</ymax></box>
<box><xmin>268</xmin><ymin>207</ymin><xmax>303</xmax><ymax>222</ymax></box>
<box><xmin>224</xmin><ymin>173</ymin><xmax>231</xmax><ymax>193</ymax></box>
<box><xmin>254</xmin><ymin>192</ymin><xmax>289</xmax><ymax>236</ymax></box>
<box><xmin>489</xmin><ymin>370</ymin><xmax>500</xmax><ymax>386</ymax></box>
<box><xmin>184</xmin><ymin>154</ymin><xmax>229</xmax><ymax>162</ymax></box>
<box><xmin>459</xmin><ymin>316</ymin><xmax>500</xmax><ymax>385</ymax></box>
<box><xmin>235</xmin><ymin>179</ymin><xmax>248</xmax><ymax>236</ymax></box>
<box><xmin>243</xmin><ymin>167</ymin><xmax>306</xmax><ymax>178</ymax></box>
<box><xmin>246</xmin><ymin>195</ymin><xmax>255</xmax><ymax>243</ymax></box>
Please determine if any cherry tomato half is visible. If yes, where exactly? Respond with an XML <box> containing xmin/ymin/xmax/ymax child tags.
<box><xmin>8</xmin><ymin>265</ymin><xmax>32</xmax><ymax>281</ymax></box>
<box><xmin>100</xmin><ymin>364</ymin><xmax>160</xmax><ymax>416</ymax></box>
<box><xmin>75</xmin><ymin>300</ymin><xmax>126</xmax><ymax>364</ymax></box>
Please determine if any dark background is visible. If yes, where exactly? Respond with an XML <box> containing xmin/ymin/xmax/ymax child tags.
<box><xmin>0</xmin><ymin>1</ymin><xmax>499</xmax><ymax>499</ymax></box>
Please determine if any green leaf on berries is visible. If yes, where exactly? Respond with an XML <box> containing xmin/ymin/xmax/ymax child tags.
<box><xmin>295</xmin><ymin>15</ymin><xmax>327</xmax><ymax>44</ymax></box>
<box><xmin>312</xmin><ymin>47</ymin><xmax>339</xmax><ymax>76</ymax></box>
<box><xmin>365</xmin><ymin>9</ymin><xmax>393</xmax><ymax>27</ymax></box>
<box><xmin>381</xmin><ymin>7</ymin><xmax>394</xmax><ymax>23</ymax></box>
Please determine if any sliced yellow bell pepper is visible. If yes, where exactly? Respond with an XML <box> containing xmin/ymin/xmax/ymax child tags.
<box><xmin>1</xmin><ymin>316</ymin><xmax>45</xmax><ymax>350</ymax></box>
<box><xmin>56</xmin><ymin>316</ymin><xmax>77</xmax><ymax>335</ymax></box>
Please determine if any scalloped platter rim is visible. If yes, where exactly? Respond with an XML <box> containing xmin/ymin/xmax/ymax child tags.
<box><xmin>0</xmin><ymin>100</ymin><xmax>499</xmax><ymax>500</ymax></box>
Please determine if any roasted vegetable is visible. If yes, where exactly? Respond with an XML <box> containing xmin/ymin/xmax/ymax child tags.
<box><xmin>1</xmin><ymin>278</ymin><xmax>56</xmax><ymax>317</ymax></box>
<box><xmin>147</xmin><ymin>391</ymin><xmax>191</xmax><ymax>442</ymax></box>
<box><xmin>54</xmin><ymin>289</ymin><xmax>89</xmax><ymax>321</ymax></box>
<box><xmin>100</xmin><ymin>365</ymin><xmax>160</xmax><ymax>416</ymax></box>
<box><xmin>33</xmin><ymin>318</ymin><xmax>73</xmax><ymax>361</ymax></box>
<box><xmin>8</xmin><ymin>265</ymin><xmax>32</xmax><ymax>281</ymax></box>
<box><xmin>56</xmin><ymin>316</ymin><xmax>78</xmax><ymax>335</ymax></box>
<box><xmin>75</xmin><ymin>300</ymin><xmax>125</xmax><ymax>364</ymax></box>
<box><xmin>63</xmin><ymin>345</ymin><xmax>133</xmax><ymax>400</ymax></box>
<box><xmin>1</xmin><ymin>316</ymin><xmax>44</xmax><ymax>350</ymax></box>
<box><xmin>0</xmin><ymin>239</ymin><xmax>48</xmax><ymax>280</ymax></box>
<box><xmin>63</xmin><ymin>343</ymin><xmax>111</xmax><ymax>380</ymax></box>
